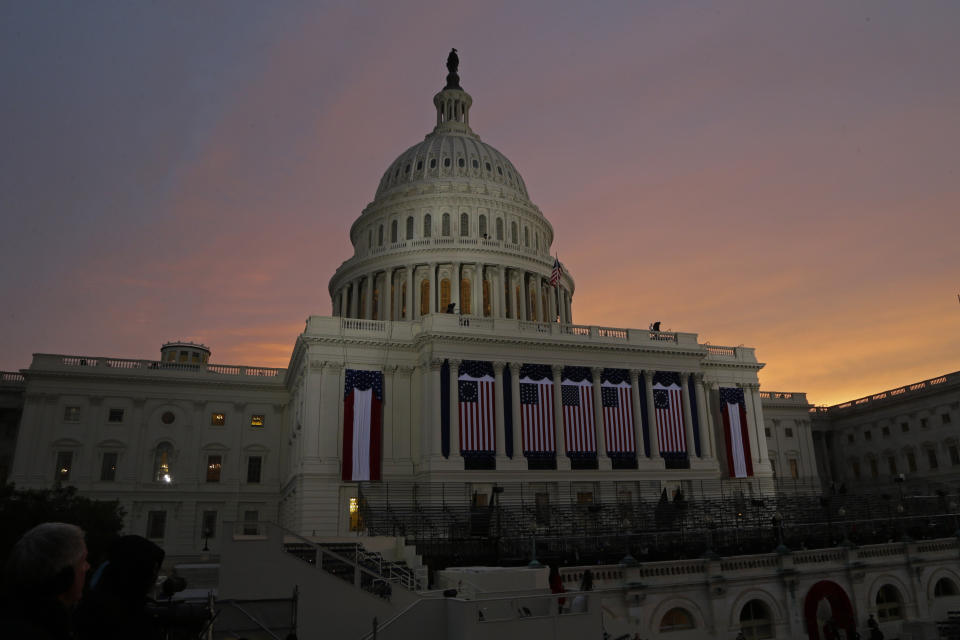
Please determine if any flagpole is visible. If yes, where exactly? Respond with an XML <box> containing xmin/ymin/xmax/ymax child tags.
<box><xmin>554</xmin><ymin>254</ymin><xmax>562</xmax><ymax>324</ymax></box>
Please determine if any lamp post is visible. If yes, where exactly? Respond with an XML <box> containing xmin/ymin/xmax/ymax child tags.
<box><xmin>838</xmin><ymin>506</ymin><xmax>852</xmax><ymax>547</ymax></box>
<box><xmin>772</xmin><ymin>511</ymin><xmax>788</xmax><ymax>554</ymax></box>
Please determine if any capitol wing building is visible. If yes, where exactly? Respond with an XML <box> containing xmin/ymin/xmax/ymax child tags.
<box><xmin>5</xmin><ymin>52</ymin><xmax>960</xmax><ymax>640</ymax></box>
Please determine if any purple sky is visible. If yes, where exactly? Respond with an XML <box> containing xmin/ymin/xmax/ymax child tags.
<box><xmin>1</xmin><ymin>1</ymin><xmax>958</xmax><ymax>406</ymax></box>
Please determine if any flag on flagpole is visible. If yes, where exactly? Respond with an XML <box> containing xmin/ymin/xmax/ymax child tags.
<box><xmin>550</xmin><ymin>257</ymin><xmax>563</xmax><ymax>286</ymax></box>
<box><xmin>720</xmin><ymin>387</ymin><xmax>753</xmax><ymax>478</ymax></box>
<box><xmin>458</xmin><ymin>361</ymin><xmax>495</xmax><ymax>454</ymax></box>
<box><xmin>342</xmin><ymin>369</ymin><xmax>383</xmax><ymax>482</ymax></box>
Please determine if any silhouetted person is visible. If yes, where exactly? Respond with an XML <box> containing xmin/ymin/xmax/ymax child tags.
<box><xmin>75</xmin><ymin>534</ymin><xmax>166</xmax><ymax>640</ymax></box>
<box><xmin>0</xmin><ymin>522</ymin><xmax>90</xmax><ymax>640</ymax></box>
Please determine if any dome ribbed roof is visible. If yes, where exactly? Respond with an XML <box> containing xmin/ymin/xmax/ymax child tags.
<box><xmin>374</xmin><ymin>133</ymin><xmax>530</xmax><ymax>201</ymax></box>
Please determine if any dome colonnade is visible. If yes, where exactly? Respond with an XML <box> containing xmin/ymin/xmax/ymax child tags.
<box><xmin>329</xmin><ymin>52</ymin><xmax>574</xmax><ymax>325</ymax></box>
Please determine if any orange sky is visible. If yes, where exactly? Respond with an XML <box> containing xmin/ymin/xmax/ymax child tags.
<box><xmin>1</xmin><ymin>2</ymin><xmax>957</xmax><ymax>407</ymax></box>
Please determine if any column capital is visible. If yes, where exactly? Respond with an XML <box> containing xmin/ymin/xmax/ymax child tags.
<box><xmin>448</xmin><ymin>358</ymin><xmax>462</xmax><ymax>368</ymax></box>
<box><xmin>323</xmin><ymin>361</ymin><xmax>344</xmax><ymax>373</ymax></box>
<box><xmin>508</xmin><ymin>362</ymin><xmax>521</xmax><ymax>374</ymax></box>
<box><xmin>629</xmin><ymin>369</ymin><xmax>641</xmax><ymax>381</ymax></box>
<box><xmin>551</xmin><ymin>364</ymin><xmax>563</xmax><ymax>376</ymax></box>
<box><xmin>396</xmin><ymin>364</ymin><xmax>416</xmax><ymax>374</ymax></box>
<box><xmin>383</xmin><ymin>364</ymin><xmax>398</xmax><ymax>373</ymax></box>
<box><xmin>590</xmin><ymin>366</ymin><xmax>603</xmax><ymax>377</ymax></box>
<box><xmin>429</xmin><ymin>359</ymin><xmax>445</xmax><ymax>370</ymax></box>
<box><xmin>493</xmin><ymin>361</ymin><xmax>506</xmax><ymax>372</ymax></box>
<box><xmin>642</xmin><ymin>369</ymin><xmax>654</xmax><ymax>382</ymax></box>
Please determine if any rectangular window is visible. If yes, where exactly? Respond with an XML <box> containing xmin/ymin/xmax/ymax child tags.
<box><xmin>55</xmin><ymin>451</ymin><xmax>73</xmax><ymax>482</ymax></box>
<box><xmin>882</xmin><ymin>426</ymin><xmax>890</xmax><ymax>437</ymax></box>
<box><xmin>789</xmin><ymin>458</ymin><xmax>799</xmax><ymax>479</ymax></box>
<box><xmin>907</xmin><ymin>452</ymin><xmax>917</xmax><ymax>472</ymax></box>
<box><xmin>864</xmin><ymin>430</ymin><xmax>872</xmax><ymax>441</ymax></box>
<box><xmin>785</xmin><ymin>427</ymin><xmax>794</xmax><ymax>438</ymax></box>
<box><xmin>108</xmin><ymin>408</ymin><xmax>124</xmax><ymax>423</ymax></box>
<box><xmin>928</xmin><ymin>449</ymin><xmax>939</xmax><ymax>469</ymax></box>
<box><xmin>901</xmin><ymin>422</ymin><xmax>909</xmax><ymax>432</ymax></box>
<box><xmin>847</xmin><ymin>434</ymin><xmax>855</xmax><ymax>444</ymax></box>
<box><xmin>100</xmin><ymin>452</ymin><xmax>118</xmax><ymax>481</ymax></box>
<box><xmin>206</xmin><ymin>455</ymin><xmax>222</xmax><ymax>482</ymax></box>
<box><xmin>921</xmin><ymin>418</ymin><xmax>928</xmax><ymax>428</ymax></box>
<box><xmin>852</xmin><ymin>461</ymin><xmax>861</xmax><ymax>479</ymax></box>
<box><xmin>764</xmin><ymin>427</ymin><xmax>771</xmax><ymax>438</ymax></box>
<box><xmin>147</xmin><ymin>510</ymin><xmax>167</xmax><ymax>540</ymax></box>
<box><xmin>888</xmin><ymin>456</ymin><xmax>897</xmax><ymax>475</ymax></box>
<box><xmin>243</xmin><ymin>510</ymin><xmax>259</xmax><ymax>535</ymax></box>
<box><xmin>202</xmin><ymin>510</ymin><xmax>217</xmax><ymax>539</ymax></box>
<box><xmin>943</xmin><ymin>413</ymin><xmax>952</xmax><ymax>425</ymax></box>
<box><xmin>949</xmin><ymin>445</ymin><xmax>960</xmax><ymax>466</ymax></box>
<box><xmin>64</xmin><ymin>406</ymin><xmax>81</xmax><ymax>423</ymax></box>
<box><xmin>246</xmin><ymin>456</ymin><xmax>262</xmax><ymax>483</ymax></box>
<box><xmin>576</xmin><ymin>491</ymin><xmax>594</xmax><ymax>504</ymax></box>
<box><xmin>349</xmin><ymin>497</ymin><xmax>362</xmax><ymax>532</ymax></box>
<box><xmin>869</xmin><ymin>459</ymin><xmax>878</xmax><ymax>478</ymax></box>
<box><xmin>250</xmin><ymin>414</ymin><xmax>264</xmax><ymax>428</ymax></box>
<box><xmin>211</xmin><ymin>413</ymin><xmax>225</xmax><ymax>426</ymax></box>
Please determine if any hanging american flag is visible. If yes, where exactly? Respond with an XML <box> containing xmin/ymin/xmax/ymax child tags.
<box><xmin>562</xmin><ymin>380</ymin><xmax>596</xmax><ymax>454</ymax></box>
<box><xmin>550</xmin><ymin>257</ymin><xmax>563</xmax><ymax>286</ymax></box>
<box><xmin>601</xmin><ymin>380</ymin><xmax>635</xmax><ymax>454</ymax></box>
<box><xmin>342</xmin><ymin>369</ymin><xmax>383</xmax><ymax>482</ymax></box>
<box><xmin>519</xmin><ymin>372</ymin><xmax>555</xmax><ymax>455</ymax></box>
<box><xmin>653</xmin><ymin>374</ymin><xmax>686</xmax><ymax>454</ymax></box>
<box><xmin>459</xmin><ymin>361</ymin><xmax>495</xmax><ymax>454</ymax></box>
<box><xmin>720</xmin><ymin>387</ymin><xmax>753</xmax><ymax>478</ymax></box>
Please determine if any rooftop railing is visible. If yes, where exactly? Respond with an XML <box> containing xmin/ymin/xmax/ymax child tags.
<box><xmin>1</xmin><ymin>371</ymin><xmax>25</xmax><ymax>384</ymax></box>
<box><xmin>821</xmin><ymin>370</ymin><xmax>958</xmax><ymax>413</ymax></box>
<box><xmin>30</xmin><ymin>354</ymin><xmax>285</xmax><ymax>379</ymax></box>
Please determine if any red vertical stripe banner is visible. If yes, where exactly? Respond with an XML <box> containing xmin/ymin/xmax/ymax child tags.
<box><xmin>342</xmin><ymin>369</ymin><xmax>383</xmax><ymax>481</ymax></box>
<box><xmin>719</xmin><ymin>387</ymin><xmax>752</xmax><ymax>478</ymax></box>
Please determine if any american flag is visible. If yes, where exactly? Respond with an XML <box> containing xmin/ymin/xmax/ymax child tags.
<box><xmin>601</xmin><ymin>381</ymin><xmax>635</xmax><ymax>454</ymax></box>
<box><xmin>562</xmin><ymin>381</ymin><xmax>596</xmax><ymax>453</ymax></box>
<box><xmin>342</xmin><ymin>369</ymin><xmax>383</xmax><ymax>481</ymax></box>
<box><xmin>519</xmin><ymin>377</ymin><xmax>555</xmax><ymax>454</ymax></box>
<box><xmin>720</xmin><ymin>387</ymin><xmax>753</xmax><ymax>478</ymax></box>
<box><xmin>653</xmin><ymin>380</ymin><xmax>686</xmax><ymax>454</ymax></box>
<box><xmin>458</xmin><ymin>361</ymin><xmax>495</xmax><ymax>453</ymax></box>
<box><xmin>550</xmin><ymin>257</ymin><xmax>563</xmax><ymax>286</ymax></box>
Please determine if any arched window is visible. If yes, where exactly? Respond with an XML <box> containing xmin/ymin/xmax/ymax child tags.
<box><xmin>460</xmin><ymin>279</ymin><xmax>471</xmax><ymax>315</ymax></box>
<box><xmin>423</xmin><ymin>214</ymin><xmax>432</xmax><ymax>238</ymax></box>
<box><xmin>482</xmin><ymin>280</ymin><xmax>491</xmax><ymax>317</ymax></box>
<box><xmin>659</xmin><ymin>608</ymin><xmax>694</xmax><ymax>632</ymax></box>
<box><xmin>739</xmin><ymin>600</ymin><xmax>773</xmax><ymax>639</ymax></box>
<box><xmin>515</xmin><ymin>287</ymin><xmax>521</xmax><ymax>319</ymax></box>
<box><xmin>154</xmin><ymin>442</ymin><xmax>174</xmax><ymax>483</ymax></box>
<box><xmin>511</xmin><ymin>221</ymin><xmax>518</xmax><ymax>244</ymax></box>
<box><xmin>496</xmin><ymin>217</ymin><xmax>504</xmax><ymax>240</ymax></box>
<box><xmin>420</xmin><ymin>280</ymin><xmax>430</xmax><ymax>315</ymax></box>
<box><xmin>406</xmin><ymin>216</ymin><xmax>414</xmax><ymax>240</ymax></box>
<box><xmin>460</xmin><ymin>213</ymin><xmax>469</xmax><ymax>236</ymax></box>
<box><xmin>372</xmin><ymin>288</ymin><xmax>379</xmax><ymax>320</ymax></box>
<box><xmin>440</xmin><ymin>278</ymin><xmax>451</xmax><ymax>311</ymax></box>
<box><xmin>378</xmin><ymin>224</ymin><xmax>384</xmax><ymax>246</ymax></box>
<box><xmin>479</xmin><ymin>215</ymin><xmax>487</xmax><ymax>238</ymax></box>
<box><xmin>391</xmin><ymin>220</ymin><xmax>398</xmax><ymax>243</ymax></box>
<box><xmin>935</xmin><ymin>578</ymin><xmax>959</xmax><ymax>597</ymax></box>
<box><xmin>876</xmin><ymin>585</ymin><xmax>903</xmax><ymax>621</ymax></box>
<box><xmin>524</xmin><ymin>226</ymin><xmax>530</xmax><ymax>247</ymax></box>
<box><xmin>442</xmin><ymin>213</ymin><xmax>451</xmax><ymax>237</ymax></box>
<box><xmin>504</xmin><ymin>280</ymin><xmax>511</xmax><ymax>317</ymax></box>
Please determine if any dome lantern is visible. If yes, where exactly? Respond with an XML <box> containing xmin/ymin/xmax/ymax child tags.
<box><xmin>432</xmin><ymin>48</ymin><xmax>474</xmax><ymax>136</ymax></box>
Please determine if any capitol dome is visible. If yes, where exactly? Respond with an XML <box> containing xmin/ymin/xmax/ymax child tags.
<box><xmin>329</xmin><ymin>51</ymin><xmax>574</xmax><ymax>325</ymax></box>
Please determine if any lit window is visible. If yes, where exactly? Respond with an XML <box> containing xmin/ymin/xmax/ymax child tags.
<box><xmin>55</xmin><ymin>451</ymin><xmax>73</xmax><ymax>482</ymax></box>
<box><xmin>147</xmin><ymin>511</ymin><xmax>167</xmax><ymax>540</ymax></box>
<box><xmin>250</xmin><ymin>414</ymin><xmax>264</xmax><ymax>428</ymax></box>
<box><xmin>64</xmin><ymin>406</ymin><xmax>81</xmax><ymax>423</ymax></box>
<box><xmin>876</xmin><ymin>585</ymin><xmax>903</xmax><ymax>621</ymax></box>
<box><xmin>247</xmin><ymin>456</ymin><xmax>262</xmax><ymax>483</ymax></box>
<box><xmin>206</xmin><ymin>455</ymin><xmax>222</xmax><ymax>482</ymax></box>
<box><xmin>349</xmin><ymin>497</ymin><xmax>363</xmax><ymax>531</ymax></box>
<box><xmin>576</xmin><ymin>491</ymin><xmax>593</xmax><ymax>504</ymax></box>
<box><xmin>108</xmin><ymin>408</ymin><xmax>124</xmax><ymax>423</ymax></box>
<box><xmin>154</xmin><ymin>442</ymin><xmax>174</xmax><ymax>483</ymax></box>
<box><xmin>660</xmin><ymin>608</ymin><xmax>694</xmax><ymax>632</ymax></box>
<box><xmin>789</xmin><ymin>458</ymin><xmax>799</xmax><ymax>479</ymax></box>
<box><xmin>100</xmin><ymin>452</ymin><xmax>118</xmax><ymax>481</ymax></box>
<box><xmin>211</xmin><ymin>413</ymin><xmax>225</xmax><ymax>426</ymax></box>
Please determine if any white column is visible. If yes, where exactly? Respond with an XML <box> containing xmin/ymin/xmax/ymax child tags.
<box><xmin>552</xmin><ymin>365</ymin><xmax>566</xmax><ymax>458</ymax></box>
<box><xmin>449</xmin><ymin>359</ymin><xmax>460</xmax><ymax>459</ymax></box>
<box><xmin>509</xmin><ymin>363</ymin><xmax>523</xmax><ymax>458</ymax></box>
<box><xmin>745</xmin><ymin>384</ymin><xmax>766</xmax><ymax>465</ymax></box>
<box><xmin>382</xmin><ymin>365</ymin><xmax>395</xmax><ymax>463</ymax></box>
<box><xmin>429</xmin><ymin>263</ymin><xmax>437</xmax><ymax>314</ymax></box>
<box><xmin>535</xmin><ymin>277</ymin><xmax>544</xmax><ymax>323</ymax></box>
<box><xmin>364</xmin><ymin>273</ymin><xmax>374</xmax><ymax>320</ymax></box>
<box><xmin>339</xmin><ymin>288</ymin><xmax>348</xmax><ymax>318</ymax></box>
<box><xmin>629</xmin><ymin>370</ymin><xmax>644</xmax><ymax>458</ymax></box>
<box><xmin>519</xmin><ymin>273</ymin><xmax>528</xmax><ymax>321</ymax></box>
<box><xmin>451</xmin><ymin>262</ymin><xmax>460</xmax><ymax>313</ymax></box>
<box><xmin>498</xmin><ymin>266</ymin><xmax>507</xmax><ymax>318</ymax></box>
<box><xmin>680</xmin><ymin>372</ymin><xmax>697</xmax><ymax>459</ymax></box>
<box><xmin>473</xmin><ymin>264</ymin><xmax>482</xmax><ymax>316</ymax></box>
<box><xmin>406</xmin><ymin>266</ymin><xmax>414</xmax><ymax>320</ymax></box>
<box><xmin>386</xmin><ymin>268</ymin><xmax>395</xmax><ymax>320</ymax></box>
<box><xmin>565</xmin><ymin>289</ymin><xmax>572</xmax><ymax>324</ymax></box>
<box><xmin>643</xmin><ymin>370</ymin><xmax>661</xmax><ymax>459</ymax></box>
<box><xmin>694</xmin><ymin>373</ymin><xmax>713</xmax><ymax>458</ymax></box>
<box><xmin>493</xmin><ymin>362</ymin><xmax>507</xmax><ymax>461</ymax></box>
<box><xmin>428</xmin><ymin>360</ymin><xmax>443</xmax><ymax>458</ymax></box>
<box><xmin>591</xmin><ymin>367</ymin><xmax>609</xmax><ymax>468</ymax></box>
<box><xmin>350</xmin><ymin>280</ymin><xmax>360</xmax><ymax>318</ymax></box>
